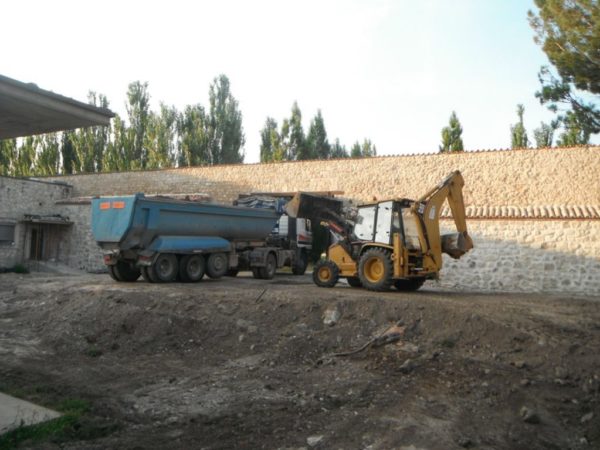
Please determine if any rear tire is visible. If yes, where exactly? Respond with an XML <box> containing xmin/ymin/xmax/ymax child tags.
<box><xmin>346</xmin><ymin>276</ymin><xmax>362</xmax><ymax>288</ymax></box>
<box><xmin>291</xmin><ymin>251</ymin><xmax>308</xmax><ymax>275</ymax></box>
<box><xmin>112</xmin><ymin>260</ymin><xmax>141</xmax><ymax>282</ymax></box>
<box><xmin>259</xmin><ymin>253</ymin><xmax>277</xmax><ymax>280</ymax></box>
<box><xmin>358</xmin><ymin>248</ymin><xmax>393</xmax><ymax>291</ymax></box>
<box><xmin>394</xmin><ymin>277</ymin><xmax>426</xmax><ymax>292</ymax></box>
<box><xmin>154</xmin><ymin>253</ymin><xmax>178</xmax><ymax>282</ymax></box>
<box><xmin>207</xmin><ymin>253</ymin><xmax>228</xmax><ymax>279</ymax></box>
<box><xmin>180</xmin><ymin>254</ymin><xmax>205</xmax><ymax>282</ymax></box>
<box><xmin>312</xmin><ymin>260</ymin><xmax>339</xmax><ymax>288</ymax></box>
<box><xmin>141</xmin><ymin>266</ymin><xmax>155</xmax><ymax>283</ymax></box>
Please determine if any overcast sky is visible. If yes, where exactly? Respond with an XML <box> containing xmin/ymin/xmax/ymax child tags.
<box><xmin>3</xmin><ymin>0</ymin><xmax>593</xmax><ymax>162</ymax></box>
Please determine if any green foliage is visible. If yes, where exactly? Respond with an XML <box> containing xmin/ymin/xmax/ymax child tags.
<box><xmin>330</xmin><ymin>138</ymin><xmax>348</xmax><ymax>158</ymax></box>
<box><xmin>528</xmin><ymin>0</ymin><xmax>600</xmax><ymax>138</ymax></box>
<box><xmin>306</xmin><ymin>110</ymin><xmax>331</xmax><ymax>159</ymax></box>
<box><xmin>12</xmin><ymin>264</ymin><xmax>29</xmax><ymax>274</ymax></box>
<box><xmin>60</xmin><ymin>131</ymin><xmax>77</xmax><ymax>174</ymax></box>
<box><xmin>289</xmin><ymin>102</ymin><xmax>308</xmax><ymax>160</ymax></box>
<box><xmin>439</xmin><ymin>111</ymin><xmax>464</xmax><ymax>152</ymax></box>
<box><xmin>145</xmin><ymin>104</ymin><xmax>177</xmax><ymax>169</ymax></box>
<box><xmin>177</xmin><ymin>104</ymin><xmax>209</xmax><ymax>167</ymax></box>
<box><xmin>126</xmin><ymin>82</ymin><xmax>151</xmax><ymax>169</ymax></box>
<box><xmin>557</xmin><ymin>110</ymin><xmax>592</xmax><ymax>146</ymax></box>
<box><xmin>0</xmin><ymin>139</ymin><xmax>16</xmax><ymax>175</ymax></box>
<box><xmin>511</xmin><ymin>104</ymin><xmax>529</xmax><ymax>149</ymax></box>
<box><xmin>259</xmin><ymin>117</ymin><xmax>281</xmax><ymax>162</ymax></box>
<box><xmin>533</xmin><ymin>120</ymin><xmax>557</xmax><ymax>147</ymax></box>
<box><xmin>207</xmin><ymin>75</ymin><xmax>245</xmax><ymax>164</ymax></box>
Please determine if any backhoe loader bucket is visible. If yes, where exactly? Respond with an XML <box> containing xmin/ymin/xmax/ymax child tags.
<box><xmin>441</xmin><ymin>232</ymin><xmax>474</xmax><ymax>259</ymax></box>
<box><xmin>285</xmin><ymin>192</ymin><xmax>343</xmax><ymax>220</ymax></box>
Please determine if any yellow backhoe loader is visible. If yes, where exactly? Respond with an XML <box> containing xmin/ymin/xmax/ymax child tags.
<box><xmin>286</xmin><ymin>170</ymin><xmax>473</xmax><ymax>291</ymax></box>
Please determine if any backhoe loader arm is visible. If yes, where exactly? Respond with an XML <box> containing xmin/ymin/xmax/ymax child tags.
<box><xmin>411</xmin><ymin>170</ymin><xmax>473</xmax><ymax>269</ymax></box>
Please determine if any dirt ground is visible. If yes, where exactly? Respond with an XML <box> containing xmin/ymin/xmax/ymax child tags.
<box><xmin>1</xmin><ymin>271</ymin><xmax>599</xmax><ymax>450</ymax></box>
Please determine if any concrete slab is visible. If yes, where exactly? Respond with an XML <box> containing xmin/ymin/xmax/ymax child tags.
<box><xmin>0</xmin><ymin>392</ymin><xmax>61</xmax><ymax>434</ymax></box>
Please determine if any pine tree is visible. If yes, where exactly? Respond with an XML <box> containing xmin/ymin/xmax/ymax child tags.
<box><xmin>439</xmin><ymin>111</ymin><xmax>464</xmax><ymax>152</ymax></box>
<box><xmin>306</xmin><ymin>110</ymin><xmax>331</xmax><ymax>159</ymax></box>
<box><xmin>557</xmin><ymin>111</ymin><xmax>591</xmax><ymax>146</ymax></box>
<box><xmin>288</xmin><ymin>102</ymin><xmax>308</xmax><ymax>160</ymax></box>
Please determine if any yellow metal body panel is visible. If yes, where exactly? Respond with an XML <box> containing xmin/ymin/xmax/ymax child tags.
<box><xmin>328</xmin><ymin>244</ymin><xmax>357</xmax><ymax>277</ymax></box>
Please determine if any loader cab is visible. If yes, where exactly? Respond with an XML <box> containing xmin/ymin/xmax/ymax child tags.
<box><xmin>354</xmin><ymin>199</ymin><xmax>421</xmax><ymax>250</ymax></box>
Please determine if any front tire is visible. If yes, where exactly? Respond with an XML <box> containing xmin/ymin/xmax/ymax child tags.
<box><xmin>312</xmin><ymin>260</ymin><xmax>339</xmax><ymax>288</ymax></box>
<box><xmin>291</xmin><ymin>251</ymin><xmax>308</xmax><ymax>275</ymax></box>
<box><xmin>358</xmin><ymin>248</ymin><xmax>393</xmax><ymax>291</ymax></box>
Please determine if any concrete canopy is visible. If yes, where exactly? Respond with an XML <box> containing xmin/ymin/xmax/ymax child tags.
<box><xmin>0</xmin><ymin>74</ymin><xmax>114</xmax><ymax>139</ymax></box>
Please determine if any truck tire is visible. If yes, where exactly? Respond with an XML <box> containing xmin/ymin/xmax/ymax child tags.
<box><xmin>207</xmin><ymin>253</ymin><xmax>228</xmax><ymax>279</ymax></box>
<box><xmin>153</xmin><ymin>253</ymin><xmax>179</xmax><ymax>282</ymax></box>
<box><xmin>112</xmin><ymin>261</ymin><xmax>141</xmax><ymax>282</ymax></box>
<box><xmin>259</xmin><ymin>253</ymin><xmax>277</xmax><ymax>280</ymax></box>
<box><xmin>141</xmin><ymin>266</ymin><xmax>156</xmax><ymax>283</ymax></box>
<box><xmin>179</xmin><ymin>254</ymin><xmax>205</xmax><ymax>282</ymax></box>
<box><xmin>312</xmin><ymin>260</ymin><xmax>339</xmax><ymax>288</ymax></box>
<box><xmin>291</xmin><ymin>251</ymin><xmax>308</xmax><ymax>275</ymax></box>
<box><xmin>394</xmin><ymin>277</ymin><xmax>426</xmax><ymax>292</ymax></box>
<box><xmin>108</xmin><ymin>265</ymin><xmax>120</xmax><ymax>281</ymax></box>
<box><xmin>251</xmin><ymin>267</ymin><xmax>262</xmax><ymax>279</ymax></box>
<box><xmin>346</xmin><ymin>276</ymin><xmax>362</xmax><ymax>288</ymax></box>
<box><xmin>358</xmin><ymin>248</ymin><xmax>393</xmax><ymax>291</ymax></box>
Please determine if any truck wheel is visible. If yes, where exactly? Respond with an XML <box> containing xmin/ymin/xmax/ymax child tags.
<box><xmin>291</xmin><ymin>251</ymin><xmax>308</xmax><ymax>275</ymax></box>
<box><xmin>141</xmin><ymin>266</ymin><xmax>156</xmax><ymax>283</ymax></box>
<box><xmin>346</xmin><ymin>276</ymin><xmax>362</xmax><ymax>288</ymax></box>
<box><xmin>394</xmin><ymin>277</ymin><xmax>426</xmax><ymax>292</ymax></box>
<box><xmin>312</xmin><ymin>260</ymin><xmax>339</xmax><ymax>288</ymax></box>
<box><xmin>108</xmin><ymin>265</ymin><xmax>120</xmax><ymax>281</ymax></box>
<box><xmin>153</xmin><ymin>253</ymin><xmax>178</xmax><ymax>282</ymax></box>
<box><xmin>180</xmin><ymin>255</ymin><xmax>205</xmax><ymax>282</ymax></box>
<box><xmin>251</xmin><ymin>267</ymin><xmax>262</xmax><ymax>279</ymax></box>
<box><xmin>207</xmin><ymin>253</ymin><xmax>228</xmax><ymax>279</ymax></box>
<box><xmin>358</xmin><ymin>248</ymin><xmax>393</xmax><ymax>291</ymax></box>
<box><xmin>112</xmin><ymin>261</ymin><xmax>141</xmax><ymax>282</ymax></box>
<box><xmin>259</xmin><ymin>253</ymin><xmax>277</xmax><ymax>280</ymax></box>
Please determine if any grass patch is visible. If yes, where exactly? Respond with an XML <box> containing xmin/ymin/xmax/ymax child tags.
<box><xmin>0</xmin><ymin>395</ymin><xmax>118</xmax><ymax>449</ymax></box>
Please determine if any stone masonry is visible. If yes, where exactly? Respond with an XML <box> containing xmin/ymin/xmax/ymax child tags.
<box><xmin>3</xmin><ymin>145</ymin><xmax>598</xmax><ymax>295</ymax></box>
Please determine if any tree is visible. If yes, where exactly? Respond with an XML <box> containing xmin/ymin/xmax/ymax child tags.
<box><xmin>61</xmin><ymin>131</ymin><xmax>77</xmax><ymax>174</ymax></box>
<box><xmin>306</xmin><ymin>110</ymin><xmax>331</xmax><ymax>159</ymax></box>
<box><xmin>72</xmin><ymin>92</ymin><xmax>111</xmax><ymax>173</ymax></box>
<box><xmin>13</xmin><ymin>136</ymin><xmax>36</xmax><ymax>177</ymax></box>
<box><xmin>207</xmin><ymin>75</ymin><xmax>245</xmax><ymax>164</ymax></box>
<box><xmin>145</xmin><ymin>104</ymin><xmax>177</xmax><ymax>169</ymax></box>
<box><xmin>35</xmin><ymin>133</ymin><xmax>61</xmax><ymax>175</ymax></box>
<box><xmin>351</xmin><ymin>139</ymin><xmax>377</xmax><ymax>158</ymax></box>
<box><xmin>533</xmin><ymin>121</ymin><xmax>557</xmax><ymax>147</ymax></box>
<box><xmin>0</xmin><ymin>139</ymin><xmax>16</xmax><ymax>175</ymax></box>
<box><xmin>511</xmin><ymin>104</ymin><xmax>529</xmax><ymax>149</ymax></box>
<box><xmin>557</xmin><ymin>110</ymin><xmax>592</xmax><ymax>146</ymax></box>
<box><xmin>528</xmin><ymin>0</ymin><xmax>600</xmax><ymax>138</ymax></box>
<box><xmin>330</xmin><ymin>138</ymin><xmax>348</xmax><ymax>158</ymax></box>
<box><xmin>288</xmin><ymin>102</ymin><xmax>308</xmax><ymax>160</ymax></box>
<box><xmin>260</xmin><ymin>117</ymin><xmax>280</xmax><ymax>162</ymax></box>
<box><xmin>439</xmin><ymin>111</ymin><xmax>464</xmax><ymax>152</ymax></box>
<box><xmin>177</xmin><ymin>104</ymin><xmax>209</xmax><ymax>167</ymax></box>
<box><xmin>126</xmin><ymin>81</ymin><xmax>151</xmax><ymax>169</ymax></box>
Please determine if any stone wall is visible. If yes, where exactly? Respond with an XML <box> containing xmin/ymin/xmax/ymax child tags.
<box><xmin>6</xmin><ymin>146</ymin><xmax>600</xmax><ymax>295</ymax></box>
<box><xmin>44</xmin><ymin>146</ymin><xmax>600</xmax><ymax>208</ymax></box>
<box><xmin>0</xmin><ymin>176</ymin><xmax>72</xmax><ymax>268</ymax></box>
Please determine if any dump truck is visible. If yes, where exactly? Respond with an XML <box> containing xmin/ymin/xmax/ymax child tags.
<box><xmin>91</xmin><ymin>194</ymin><xmax>308</xmax><ymax>283</ymax></box>
<box><xmin>286</xmin><ymin>170</ymin><xmax>473</xmax><ymax>291</ymax></box>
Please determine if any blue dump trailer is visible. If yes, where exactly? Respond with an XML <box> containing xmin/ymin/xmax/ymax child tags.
<box><xmin>91</xmin><ymin>193</ymin><xmax>308</xmax><ymax>283</ymax></box>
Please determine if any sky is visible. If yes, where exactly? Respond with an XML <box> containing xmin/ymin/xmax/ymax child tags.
<box><xmin>2</xmin><ymin>0</ymin><xmax>595</xmax><ymax>162</ymax></box>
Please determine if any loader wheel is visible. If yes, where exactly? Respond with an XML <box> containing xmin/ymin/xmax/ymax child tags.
<box><xmin>207</xmin><ymin>253</ymin><xmax>228</xmax><ymax>279</ymax></box>
<box><xmin>259</xmin><ymin>253</ymin><xmax>277</xmax><ymax>280</ymax></box>
<box><xmin>346</xmin><ymin>276</ymin><xmax>363</xmax><ymax>288</ymax></box>
<box><xmin>312</xmin><ymin>260</ymin><xmax>339</xmax><ymax>288</ymax></box>
<box><xmin>358</xmin><ymin>248</ymin><xmax>393</xmax><ymax>291</ymax></box>
<box><xmin>394</xmin><ymin>277</ymin><xmax>426</xmax><ymax>292</ymax></box>
<box><xmin>291</xmin><ymin>251</ymin><xmax>308</xmax><ymax>275</ymax></box>
<box><xmin>154</xmin><ymin>253</ymin><xmax>178</xmax><ymax>282</ymax></box>
<box><xmin>180</xmin><ymin>255</ymin><xmax>205</xmax><ymax>282</ymax></box>
<box><xmin>112</xmin><ymin>260</ymin><xmax>141</xmax><ymax>282</ymax></box>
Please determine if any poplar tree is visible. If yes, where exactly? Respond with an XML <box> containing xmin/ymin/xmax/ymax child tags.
<box><xmin>511</xmin><ymin>104</ymin><xmax>529</xmax><ymax>149</ymax></box>
<box><xmin>306</xmin><ymin>110</ymin><xmax>331</xmax><ymax>159</ymax></box>
<box><xmin>439</xmin><ymin>111</ymin><xmax>464</xmax><ymax>152</ymax></box>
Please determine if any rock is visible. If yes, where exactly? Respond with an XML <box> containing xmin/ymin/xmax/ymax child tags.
<box><xmin>520</xmin><ymin>378</ymin><xmax>531</xmax><ymax>387</ymax></box>
<box><xmin>399</xmin><ymin>359</ymin><xmax>415</xmax><ymax>374</ymax></box>
<box><xmin>323</xmin><ymin>307</ymin><xmax>340</xmax><ymax>326</ymax></box>
<box><xmin>306</xmin><ymin>435</ymin><xmax>324</xmax><ymax>447</ymax></box>
<box><xmin>513</xmin><ymin>360</ymin><xmax>526</xmax><ymax>369</ymax></box>
<box><xmin>457</xmin><ymin>436</ymin><xmax>473</xmax><ymax>448</ymax></box>
<box><xmin>581</xmin><ymin>412</ymin><xmax>593</xmax><ymax>423</ymax></box>
<box><xmin>402</xmin><ymin>343</ymin><xmax>420</xmax><ymax>354</ymax></box>
<box><xmin>520</xmin><ymin>406</ymin><xmax>541</xmax><ymax>424</ymax></box>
